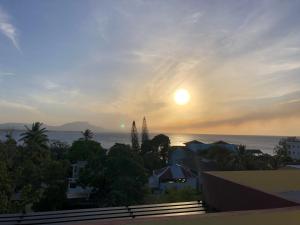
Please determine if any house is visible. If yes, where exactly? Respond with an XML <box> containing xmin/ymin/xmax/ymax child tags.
<box><xmin>67</xmin><ymin>161</ymin><xmax>92</xmax><ymax>199</ymax></box>
<box><xmin>149</xmin><ymin>164</ymin><xmax>198</xmax><ymax>192</ymax></box>
<box><xmin>286</xmin><ymin>137</ymin><xmax>300</xmax><ymax>160</ymax></box>
<box><xmin>184</xmin><ymin>140</ymin><xmax>210</xmax><ymax>152</ymax></box>
<box><xmin>168</xmin><ymin>146</ymin><xmax>192</xmax><ymax>165</ymax></box>
<box><xmin>183</xmin><ymin>140</ymin><xmax>237</xmax><ymax>153</ymax></box>
<box><xmin>212</xmin><ymin>140</ymin><xmax>237</xmax><ymax>152</ymax></box>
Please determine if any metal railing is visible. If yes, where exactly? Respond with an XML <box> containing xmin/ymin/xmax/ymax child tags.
<box><xmin>0</xmin><ymin>200</ymin><xmax>205</xmax><ymax>225</ymax></box>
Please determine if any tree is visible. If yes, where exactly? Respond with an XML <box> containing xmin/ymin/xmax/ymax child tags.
<box><xmin>50</xmin><ymin>140</ymin><xmax>69</xmax><ymax>161</ymax></box>
<box><xmin>231</xmin><ymin>145</ymin><xmax>253</xmax><ymax>170</ymax></box>
<box><xmin>68</xmin><ymin>139</ymin><xmax>105</xmax><ymax>162</ymax></box>
<box><xmin>78</xmin><ymin>143</ymin><xmax>147</xmax><ymax>207</ymax></box>
<box><xmin>142</xmin><ymin>151</ymin><xmax>164</xmax><ymax>174</ymax></box>
<box><xmin>204</xmin><ymin>146</ymin><xmax>235</xmax><ymax>170</ymax></box>
<box><xmin>5</xmin><ymin>130</ymin><xmax>17</xmax><ymax>145</ymax></box>
<box><xmin>104</xmin><ymin>144</ymin><xmax>147</xmax><ymax>206</ymax></box>
<box><xmin>274</xmin><ymin>137</ymin><xmax>293</xmax><ymax>164</ymax></box>
<box><xmin>81</xmin><ymin>129</ymin><xmax>94</xmax><ymax>141</ymax></box>
<box><xmin>141</xmin><ymin>117</ymin><xmax>149</xmax><ymax>144</ymax></box>
<box><xmin>151</xmin><ymin>134</ymin><xmax>170</xmax><ymax>164</ymax></box>
<box><xmin>0</xmin><ymin>142</ymin><xmax>15</xmax><ymax>213</ymax></box>
<box><xmin>131</xmin><ymin>121</ymin><xmax>140</xmax><ymax>152</ymax></box>
<box><xmin>32</xmin><ymin>159</ymin><xmax>69</xmax><ymax>211</ymax></box>
<box><xmin>20</xmin><ymin>122</ymin><xmax>49</xmax><ymax>149</ymax></box>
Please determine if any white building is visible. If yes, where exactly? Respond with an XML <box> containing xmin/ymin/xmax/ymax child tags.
<box><xmin>67</xmin><ymin>161</ymin><xmax>92</xmax><ymax>199</ymax></box>
<box><xmin>287</xmin><ymin>138</ymin><xmax>300</xmax><ymax>160</ymax></box>
<box><xmin>149</xmin><ymin>164</ymin><xmax>198</xmax><ymax>192</ymax></box>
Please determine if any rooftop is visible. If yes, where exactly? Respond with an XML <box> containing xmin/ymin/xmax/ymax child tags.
<box><xmin>212</xmin><ymin>140</ymin><xmax>230</xmax><ymax>145</ymax></box>
<box><xmin>205</xmin><ymin>170</ymin><xmax>300</xmax><ymax>203</ymax></box>
<box><xmin>205</xmin><ymin>170</ymin><xmax>300</xmax><ymax>193</ymax></box>
<box><xmin>184</xmin><ymin>140</ymin><xmax>204</xmax><ymax>145</ymax></box>
<box><xmin>153</xmin><ymin>164</ymin><xmax>196</xmax><ymax>180</ymax></box>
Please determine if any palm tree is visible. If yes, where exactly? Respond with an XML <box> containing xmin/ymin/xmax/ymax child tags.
<box><xmin>81</xmin><ymin>129</ymin><xmax>94</xmax><ymax>141</ymax></box>
<box><xmin>20</xmin><ymin>122</ymin><xmax>49</xmax><ymax>149</ymax></box>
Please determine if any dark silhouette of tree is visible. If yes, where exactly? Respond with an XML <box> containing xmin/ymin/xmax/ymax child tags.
<box><xmin>151</xmin><ymin>134</ymin><xmax>170</xmax><ymax>164</ymax></box>
<box><xmin>20</xmin><ymin>122</ymin><xmax>49</xmax><ymax>149</ymax></box>
<box><xmin>104</xmin><ymin>143</ymin><xmax>147</xmax><ymax>206</ymax></box>
<box><xmin>50</xmin><ymin>140</ymin><xmax>69</xmax><ymax>161</ymax></box>
<box><xmin>141</xmin><ymin>117</ymin><xmax>149</xmax><ymax>144</ymax></box>
<box><xmin>5</xmin><ymin>130</ymin><xmax>17</xmax><ymax>145</ymax></box>
<box><xmin>131</xmin><ymin>121</ymin><xmax>139</xmax><ymax>151</ymax></box>
<box><xmin>68</xmin><ymin>139</ymin><xmax>104</xmax><ymax>162</ymax></box>
<box><xmin>81</xmin><ymin>129</ymin><xmax>94</xmax><ymax>141</ymax></box>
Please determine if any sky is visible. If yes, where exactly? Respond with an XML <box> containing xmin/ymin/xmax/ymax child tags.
<box><xmin>1</xmin><ymin>0</ymin><xmax>300</xmax><ymax>135</ymax></box>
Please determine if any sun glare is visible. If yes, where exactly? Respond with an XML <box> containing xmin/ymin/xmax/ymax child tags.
<box><xmin>174</xmin><ymin>89</ymin><xmax>190</xmax><ymax>105</ymax></box>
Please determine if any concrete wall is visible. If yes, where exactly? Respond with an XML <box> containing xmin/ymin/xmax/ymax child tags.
<box><xmin>202</xmin><ymin>172</ymin><xmax>299</xmax><ymax>212</ymax></box>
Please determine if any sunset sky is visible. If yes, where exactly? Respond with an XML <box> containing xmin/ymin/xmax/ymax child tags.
<box><xmin>1</xmin><ymin>0</ymin><xmax>300</xmax><ymax>135</ymax></box>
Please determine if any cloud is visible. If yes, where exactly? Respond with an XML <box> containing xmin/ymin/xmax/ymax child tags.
<box><xmin>0</xmin><ymin>99</ymin><xmax>38</xmax><ymax>113</ymax></box>
<box><xmin>0</xmin><ymin>6</ymin><xmax>20</xmax><ymax>51</ymax></box>
<box><xmin>165</xmin><ymin>90</ymin><xmax>300</xmax><ymax>131</ymax></box>
<box><xmin>0</xmin><ymin>72</ymin><xmax>14</xmax><ymax>76</ymax></box>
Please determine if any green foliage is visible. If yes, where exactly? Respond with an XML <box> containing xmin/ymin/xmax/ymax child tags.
<box><xmin>151</xmin><ymin>134</ymin><xmax>170</xmax><ymax>163</ymax></box>
<box><xmin>79</xmin><ymin>143</ymin><xmax>147</xmax><ymax>207</ymax></box>
<box><xmin>105</xmin><ymin>144</ymin><xmax>147</xmax><ymax>206</ymax></box>
<box><xmin>81</xmin><ymin>129</ymin><xmax>94</xmax><ymax>141</ymax></box>
<box><xmin>5</xmin><ymin>130</ymin><xmax>17</xmax><ymax>145</ymax></box>
<box><xmin>0</xmin><ymin>127</ymin><xmax>71</xmax><ymax>213</ymax></box>
<box><xmin>0</xmin><ymin>154</ymin><xmax>14</xmax><ymax>213</ymax></box>
<box><xmin>145</xmin><ymin>187</ymin><xmax>200</xmax><ymax>204</ymax></box>
<box><xmin>50</xmin><ymin>140</ymin><xmax>69</xmax><ymax>160</ymax></box>
<box><xmin>33</xmin><ymin>160</ymin><xmax>69</xmax><ymax>211</ymax></box>
<box><xmin>140</xmin><ymin>135</ymin><xmax>171</xmax><ymax>174</ymax></box>
<box><xmin>201</xmin><ymin>146</ymin><xmax>234</xmax><ymax>170</ymax></box>
<box><xmin>131</xmin><ymin>121</ymin><xmax>140</xmax><ymax>152</ymax></box>
<box><xmin>199</xmin><ymin>145</ymin><xmax>278</xmax><ymax>171</ymax></box>
<box><xmin>78</xmin><ymin>143</ymin><xmax>107</xmax><ymax>199</ymax></box>
<box><xmin>141</xmin><ymin>117</ymin><xmax>149</xmax><ymax>144</ymax></box>
<box><xmin>68</xmin><ymin>139</ymin><xmax>105</xmax><ymax>162</ymax></box>
<box><xmin>142</xmin><ymin>152</ymin><xmax>165</xmax><ymax>174</ymax></box>
<box><xmin>274</xmin><ymin>138</ymin><xmax>293</xmax><ymax>165</ymax></box>
<box><xmin>20</xmin><ymin>122</ymin><xmax>49</xmax><ymax>149</ymax></box>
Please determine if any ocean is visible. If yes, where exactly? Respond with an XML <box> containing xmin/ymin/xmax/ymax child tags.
<box><xmin>0</xmin><ymin>130</ymin><xmax>285</xmax><ymax>155</ymax></box>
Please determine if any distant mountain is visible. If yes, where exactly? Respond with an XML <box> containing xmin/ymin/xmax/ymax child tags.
<box><xmin>51</xmin><ymin>121</ymin><xmax>106</xmax><ymax>132</ymax></box>
<box><xmin>0</xmin><ymin>121</ymin><xmax>106</xmax><ymax>132</ymax></box>
<box><xmin>0</xmin><ymin>123</ymin><xmax>29</xmax><ymax>131</ymax></box>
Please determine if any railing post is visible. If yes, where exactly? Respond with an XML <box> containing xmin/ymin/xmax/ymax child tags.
<box><xmin>17</xmin><ymin>211</ymin><xmax>25</xmax><ymax>224</ymax></box>
<box><xmin>126</xmin><ymin>206</ymin><xmax>135</xmax><ymax>219</ymax></box>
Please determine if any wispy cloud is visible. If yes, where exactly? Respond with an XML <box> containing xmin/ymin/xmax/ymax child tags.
<box><xmin>0</xmin><ymin>99</ymin><xmax>38</xmax><ymax>113</ymax></box>
<box><xmin>0</xmin><ymin>6</ymin><xmax>20</xmax><ymax>51</ymax></box>
<box><xmin>0</xmin><ymin>72</ymin><xmax>14</xmax><ymax>76</ymax></box>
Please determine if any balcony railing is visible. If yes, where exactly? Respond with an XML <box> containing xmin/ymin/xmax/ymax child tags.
<box><xmin>0</xmin><ymin>200</ymin><xmax>205</xmax><ymax>224</ymax></box>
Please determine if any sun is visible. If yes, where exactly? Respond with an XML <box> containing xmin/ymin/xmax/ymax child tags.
<box><xmin>174</xmin><ymin>89</ymin><xmax>190</xmax><ymax>105</ymax></box>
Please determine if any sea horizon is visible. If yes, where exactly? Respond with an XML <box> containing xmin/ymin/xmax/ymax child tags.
<box><xmin>0</xmin><ymin>129</ymin><xmax>288</xmax><ymax>155</ymax></box>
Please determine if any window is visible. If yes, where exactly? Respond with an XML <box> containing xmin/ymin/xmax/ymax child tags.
<box><xmin>176</xmin><ymin>178</ymin><xmax>187</xmax><ymax>183</ymax></box>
